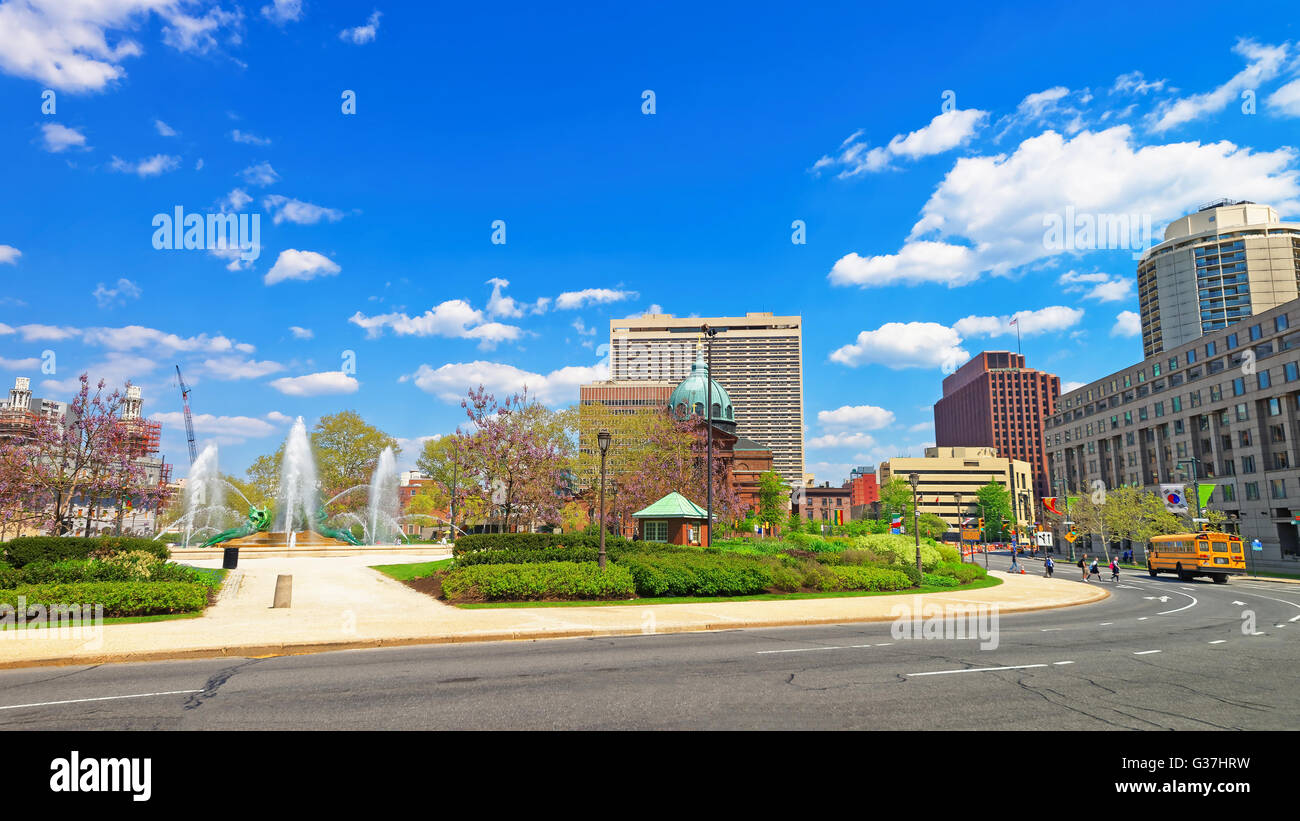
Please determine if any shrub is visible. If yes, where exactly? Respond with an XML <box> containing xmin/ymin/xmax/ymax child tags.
<box><xmin>936</xmin><ymin>544</ymin><xmax>961</xmax><ymax>565</ymax></box>
<box><xmin>452</xmin><ymin>532</ymin><xmax>632</xmax><ymax>557</ymax></box>
<box><xmin>455</xmin><ymin>546</ymin><xmax>599</xmax><ymax>566</ymax></box>
<box><xmin>825</xmin><ymin>566</ymin><xmax>912</xmax><ymax>592</ymax></box>
<box><xmin>0</xmin><ymin>562</ymin><xmax>21</xmax><ymax>589</ymax></box>
<box><xmin>783</xmin><ymin>532</ymin><xmax>840</xmax><ymax>553</ymax></box>
<box><xmin>0</xmin><ymin>582</ymin><xmax>210</xmax><ymax>617</ymax></box>
<box><xmin>921</xmin><ymin>573</ymin><xmax>960</xmax><ymax>588</ymax></box>
<box><xmin>614</xmin><ymin>553</ymin><xmax>773</xmax><ymax>597</ymax></box>
<box><xmin>932</xmin><ymin>562</ymin><xmax>987</xmax><ymax>584</ymax></box>
<box><xmin>2</xmin><ymin>536</ymin><xmax>169</xmax><ymax>568</ymax></box>
<box><xmin>440</xmin><ymin>562</ymin><xmax>635</xmax><ymax>602</ymax></box>
<box><xmin>850</xmin><ymin>534</ymin><xmax>945</xmax><ymax>571</ymax></box>
<box><xmin>895</xmin><ymin>563</ymin><xmax>922</xmax><ymax>587</ymax></box>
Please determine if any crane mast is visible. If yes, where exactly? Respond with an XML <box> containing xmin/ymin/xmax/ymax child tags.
<box><xmin>175</xmin><ymin>365</ymin><xmax>198</xmax><ymax>466</ymax></box>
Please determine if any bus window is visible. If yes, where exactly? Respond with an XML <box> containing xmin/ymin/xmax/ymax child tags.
<box><xmin>1231</xmin><ymin>542</ymin><xmax>1243</xmax><ymax>552</ymax></box>
<box><xmin>1212</xmin><ymin>543</ymin><xmax>1227</xmax><ymax>552</ymax></box>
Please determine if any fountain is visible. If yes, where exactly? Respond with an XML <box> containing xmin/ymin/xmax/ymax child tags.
<box><xmin>183</xmin><ymin>418</ymin><xmax>427</xmax><ymax>558</ymax></box>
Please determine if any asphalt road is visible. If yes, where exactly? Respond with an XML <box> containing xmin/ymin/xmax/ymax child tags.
<box><xmin>1</xmin><ymin>553</ymin><xmax>1297</xmax><ymax>730</ymax></box>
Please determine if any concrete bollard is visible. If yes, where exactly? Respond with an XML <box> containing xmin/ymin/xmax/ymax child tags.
<box><xmin>272</xmin><ymin>574</ymin><xmax>292</xmax><ymax>608</ymax></box>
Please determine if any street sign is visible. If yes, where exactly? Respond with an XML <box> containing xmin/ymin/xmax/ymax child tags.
<box><xmin>961</xmin><ymin>528</ymin><xmax>981</xmax><ymax>541</ymax></box>
<box><xmin>1252</xmin><ymin>539</ymin><xmax>1263</xmax><ymax>552</ymax></box>
<box><xmin>1063</xmin><ymin>531</ymin><xmax>1078</xmax><ymax>543</ymax></box>
<box><xmin>1035</xmin><ymin>531</ymin><xmax>1053</xmax><ymax>547</ymax></box>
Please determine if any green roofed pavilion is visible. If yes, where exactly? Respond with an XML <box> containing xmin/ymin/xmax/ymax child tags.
<box><xmin>632</xmin><ymin>492</ymin><xmax>709</xmax><ymax>520</ymax></box>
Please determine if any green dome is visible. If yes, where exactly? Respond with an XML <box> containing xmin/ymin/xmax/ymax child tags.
<box><xmin>668</xmin><ymin>353</ymin><xmax>734</xmax><ymax>425</ymax></box>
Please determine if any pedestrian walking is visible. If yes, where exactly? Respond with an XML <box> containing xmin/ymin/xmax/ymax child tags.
<box><xmin>1109</xmin><ymin>558</ymin><xmax>1120</xmax><ymax>582</ymax></box>
<box><xmin>1089</xmin><ymin>558</ymin><xmax>1101</xmax><ymax>581</ymax></box>
<box><xmin>1045</xmin><ymin>556</ymin><xmax>1054</xmax><ymax>578</ymax></box>
<box><xmin>1009</xmin><ymin>545</ymin><xmax>1022</xmax><ymax>573</ymax></box>
<box><xmin>1078</xmin><ymin>555</ymin><xmax>1088</xmax><ymax>581</ymax></box>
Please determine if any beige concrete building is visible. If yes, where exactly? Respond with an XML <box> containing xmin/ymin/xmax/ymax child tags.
<box><xmin>879</xmin><ymin>447</ymin><xmax>1036</xmax><ymax>534</ymax></box>
<box><xmin>576</xmin><ymin>380</ymin><xmax>675</xmax><ymax>489</ymax></box>
<box><xmin>1139</xmin><ymin>200</ymin><xmax>1300</xmax><ymax>358</ymax></box>
<box><xmin>609</xmin><ymin>312</ymin><xmax>804</xmax><ymax>486</ymax></box>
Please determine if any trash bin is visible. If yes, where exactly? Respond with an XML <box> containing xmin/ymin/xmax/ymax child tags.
<box><xmin>222</xmin><ymin>547</ymin><xmax>240</xmax><ymax>570</ymax></box>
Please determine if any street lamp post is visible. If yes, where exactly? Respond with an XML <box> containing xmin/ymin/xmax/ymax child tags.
<box><xmin>910</xmin><ymin>473</ymin><xmax>922</xmax><ymax>577</ymax></box>
<box><xmin>1177</xmin><ymin>457</ymin><xmax>1203</xmax><ymax>528</ymax></box>
<box><xmin>702</xmin><ymin>324</ymin><xmax>719</xmax><ymax>547</ymax></box>
<box><xmin>597</xmin><ymin>429</ymin><xmax>611</xmax><ymax>569</ymax></box>
<box><xmin>955</xmin><ymin>491</ymin><xmax>964</xmax><ymax>563</ymax></box>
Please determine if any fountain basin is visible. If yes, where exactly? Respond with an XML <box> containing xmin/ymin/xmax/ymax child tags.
<box><xmin>170</xmin><ymin>530</ymin><xmax>451</xmax><ymax>561</ymax></box>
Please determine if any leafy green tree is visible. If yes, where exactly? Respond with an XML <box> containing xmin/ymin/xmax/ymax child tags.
<box><xmin>417</xmin><ymin>433</ymin><xmax>475</xmax><ymax>534</ymax></box>
<box><xmin>879</xmin><ymin>477</ymin><xmax>913</xmax><ymax>519</ymax></box>
<box><xmin>312</xmin><ymin>411</ymin><xmax>401</xmax><ymax>504</ymax></box>
<box><xmin>757</xmin><ymin>470</ymin><xmax>788</xmax><ymax>529</ymax></box>
<box><xmin>976</xmin><ymin>482</ymin><xmax>1013</xmax><ymax>540</ymax></box>
<box><xmin>917</xmin><ymin>512</ymin><xmax>949</xmax><ymax>540</ymax></box>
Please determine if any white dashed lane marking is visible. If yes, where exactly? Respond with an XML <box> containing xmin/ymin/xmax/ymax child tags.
<box><xmin>1134</xmin><ymin>650</ymin><xmax>1162</xmax><ymax>655</ymax></box>
<box><xmin>1209</xmin><ymin>640</ymin><xmax>1227</xmax><ymax>644</ymax></box>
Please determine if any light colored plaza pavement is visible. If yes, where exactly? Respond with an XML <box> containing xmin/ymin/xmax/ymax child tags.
<box><xmin>0</xmin><ymin>553</ymin><xmax>1110</xmax><ymax>669</ymax></box>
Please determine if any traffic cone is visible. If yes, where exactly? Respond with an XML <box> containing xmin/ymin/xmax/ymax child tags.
<box><xmin>1020</xmin><ymin>567</ymin><xmax>1026</xmax><ymax>574</ymax></box>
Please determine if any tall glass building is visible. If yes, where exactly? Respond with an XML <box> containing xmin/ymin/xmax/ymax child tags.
<box><xmin>1138</xmin><ymin>200</ymin><xmax>1300</xmax><ymax>358</ymax></box>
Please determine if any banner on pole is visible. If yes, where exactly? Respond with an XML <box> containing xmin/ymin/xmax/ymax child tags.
<box><xmin>1196</xmin><ymin>483</ymin><xmax>1216</xmax><ymax>511</ymax></box>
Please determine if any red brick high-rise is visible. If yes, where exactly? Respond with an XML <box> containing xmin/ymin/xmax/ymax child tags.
<box><xmin>933</xmin><ymin>352</ymin><xmax>1059</xmax><ymax>499</ymax></box>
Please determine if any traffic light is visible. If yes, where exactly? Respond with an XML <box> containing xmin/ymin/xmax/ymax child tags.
<box><xmin>978</xmin><ymin>517</ymin><xmax>985</xmax><ymax>533</ymax></box>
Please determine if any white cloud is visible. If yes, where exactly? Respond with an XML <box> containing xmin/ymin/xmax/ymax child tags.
<box><xmin>808</xmin><ymin>431</ymin><xmax>877</xmax><ymax>450</ymax></box>
<box><xmin>1058</xmin><ymin>270</ymin><xmax>1134</xmax><ymax>302</ymax></box>
<box><xmin>646</xmin><ymin>303</ymin><xmax>664</xmax><ymax>314</ymax></box>
<box><xmin>339</xmin><ymin>10</ymin><xmax>381</xmax><ymax>44</ymax></box>
<box><xmin>0</xmin><ymin>1</ymin><xmax>242</xmax><ymax>92</ymax></box>
<box><xmin>288</xmin><ymin>326</ymin><xmax>313</xmax><ymax>339</ymax></box>
<box><xmin>11</xmin><ymin>324</ymin><xmax>254</xmax><ymax>356</ymax></box>
<box><xmin>92</xmin><ymin>278</ymin><xmax>141</xmax><ymax>308</ymax></box>
<box><xmin>0</xmin><ymin>356</ymin><xmax>41</xmax><ymax>369</ymax></box>
<box><xmin>269</xmin><ymin>371</ymin><xmax>359</xmax><ymax>396</ymax></box>
<box><xmin>828</xmin><ymin>241</ymin><xmax>976</xmax><ymax>288</ymax></box>
<box><xmin>908</xmin><ymin>421</ymin><xmax>932</xmax><ymax>433</ymax></box>
<box><xmin>954</xmin><ymin>306</ymin><xmax>1084</xmax><ymax>337</ymax></box>
<box><xmin>817</xmin><ymin>405</ymin><xmax>895</xmax><ymax>431</ymax></box>
<box><xmin>239</xmin><ymin>161</ymin><xmax>278</xmax><ymax>186</ymax></box>
<box><xmin>151</xmin><ymin>411</ymin><xmax>277</xmax><ymax>440</ymax></box>
<box><xmin>1148</xmin><ymin>39</ymin><xmax>1289</xmax><ymax>133</ymax></box>
<box><xmin>230</xmin><ymin>129</ymin><xmax>271</xmax><ymax>146</ymax></box>
<box><xmin>409</xmin><ymin>358</ymin><xmax>608</xmax><ymax>406</ymax></box>
<box><xmin>0</xmin><ymin>245</ymin><xmax>20</xmax><ymax>265</ymax></box>
<box><xmin>202</xmin><ymin>355</ymin><xmax>284</xmax><ymax>380</ymax></box>
<box><xmin>555</xmin><ymin>288</ymin><xmax>639</xmax><ymax>310</ymax></box>
<box><xmin>349</xmin><ymin>300</ymin><xmax>522</xmax><ymax>349</ymax></box>
<box><xmin>260</xmin><ymin>0</ymin><xmax>303</xmax><ymax>24</ymax></box>
<box><xmin>1112</xmin><ymin>310</ymin><xmax>1141</xmax><ymax>337</ymax></box>
<box><xmin>830</xmin><ymin>322</ymin><xmax>969</xmax><ymax>371</ymax></box>
<box><xmin>836</xmin><ymin>124</ymin><xmax>1300</xmax><ymax>290</ymax></box>
<box><xmin>220</xmin><ymin>188</ymin><xmax>252</xmax><ymax>212</ymax></box>
<box><xmin>109</xmin><ymin>153</ymin><xmax>180</xmax><ymax>177</ymax></box>
<box><xmin>1111</xmin><ymin>71</ymin><xmax>1167</xmax><ymax>96</ymax></box>
<box><xmin>264</xmin><ymin>249</ymin><xmax>341</xmax><ymax>286</ymax></box>
<box><xmin>813</xmin><ymin>108</ymin><xmax>987</xmax><ymax>177</ymax></box>
<box><xmin>1062</xmin><ymin>380</ymin><xmax>1086</xmax><ymax>393</ymax></box>
<box><xmin>154</xmin><ymin>118</ymin><xmax>177</xmax><ymax>136</ymax></box>
<box><xmin>572</xmin><ymin>318</ymin><xmax>596</xmax><ymax>336</ymax></box>
<box><xmin>39</xmin><ymin>352</ymin><xmax>160</xmax><ymax>395</ymax></box>
<box><xmin>262</xmin><ymin>195</ymin><xmax>343</xmax><ymax>225</ymax></box>
<box><xmin>41</xmin><ymin>123</ymin><xmax>87</xmax><ymax>153</ymax></box>
<box><xmin>1267</xmin><ymin>78</ymin><xmax>1300</xmax><ymax>117</ymax></box>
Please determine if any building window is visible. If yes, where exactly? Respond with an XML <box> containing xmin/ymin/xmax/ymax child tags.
<box><xmin>1242</xmin><ymin>455</ymin><xmax>1256</xmax><ymax>473</ymax></box>
<box><xmin>1211</xmin><ymin>385</ymin><xmax>1222</xmax><ymax>401</ymax></box>
<box><xmin>1245</xmin><ymin>482</ymin><xmax>1260</xmax><ymax>500</ymax></box>
<box><xmin>1187</xmin><ymin>349</ymin><xmax>1197</xmax><ymax>364</ymax></box>
<box><xmin>1124</xmin><ymin>411</ymin><xmax>1133</xmax><ymax>426</ymax></box>
<box><xmin>1269</xmin><ymin>397</ymin><xmax>1282</xmax><ymax>416</ymax></box>
<box><xmin>1139</xmin><ymin>406</ymin><xmax>1148</xmax><ymax>421</ymax></box>
<box><xmin>1287</xmin><ymin>362</ymin><xmax>1299</xmax><ymax>382</ymax></box>
<box><xmin>1259</xmin><ymin>371</ymin><xmax>1272</xmax><ymax>390</ymax></box>
<box><xmin>1188</xmin><ymin>391</ymin><xmax>1199</xmax><ymax>408</ymax></box>
<box><xmin>1169</xmin><ymin>356</ymin><xmax>1179</xmax><ymax>371</ymax></box>
<box><xmin>1272</xmin><ymin>479</ymin><xmax>1287</xmax><ymax>499</ymax></box>
<box><xmin>644</xmin><ymin>521</ymin><xmax>668</xmax><ymax>542</ymax></box>
<box><xmin>1250</xmin><ymin>324</ymin><xmax>1263</xmax><ymax>341</ymax></box>
<box><xmin>1277</xmin><ymin>314</ymin><xmax>1290</xmax><ymax>332</ymax></box>
<box><xmin>1240</xmin><ymin>429</ymin><xmax>1252</xmax><ymax>447</ymax></box>
<box><xmin>1227</xmin><ymin>333</ymin><xmax>1238</xmax><ymax>349</ymax></box>
<box><xmin>1233</xmin><ymin>377</ymin><xmax>1246</xmax><ymax>396</ymax></box>
<box><xmin>1154</xmin><ymin>401</ymin><xmax>1164</xmax><ymax>417</ymax></box>
<box><xmin>1153</xmin><ymin>363</ymin><xmax>1161</xmax><ymax>377</ymax></box>
<box><xmin>1236</xmin><ymin>403</ymin><xmax>1249</xmax><ymax>421</ymax></box>
<box><xmin>1206</xmin><ymin>341</ymin><xmax>1217</xmax><ymax>356</ymax></box>
<box><xmin>1271</xmin><ymin>424</ymin><xmax>1286</xmax><ymax>443</ymax></box>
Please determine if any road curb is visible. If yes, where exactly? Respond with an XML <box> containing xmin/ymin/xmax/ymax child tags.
<box><xmin>0</xmin><ymin>580</ymin><xmax>1109</xmax><ymax>670</ymax></box>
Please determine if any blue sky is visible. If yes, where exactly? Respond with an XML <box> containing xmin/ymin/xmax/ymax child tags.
<box><xmin>3</xmin><ymin>1</ymin><xmax>1300</xmax><ymax>484</ymax></box>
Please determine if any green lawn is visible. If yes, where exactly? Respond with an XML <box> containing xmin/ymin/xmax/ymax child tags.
<box><xmin>0</xmin><ymin>611</ymin><xmax>206</xmax><ymax>629</ymax></box>
<box><xmin>371</xmin><ymin>558</ymin><xmax>454</xmax><ymax>580</ymax></box>
<box><xmin>453</xmin><ymin>575</ymin><xmax>1003</xmax><ymax>608</ymax></box>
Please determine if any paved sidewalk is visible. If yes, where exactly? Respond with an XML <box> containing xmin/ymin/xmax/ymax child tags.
<box><xmin>0</xmin><ymin>555</ymin><xmax>1109</xmax><ymax>669</ymax></box>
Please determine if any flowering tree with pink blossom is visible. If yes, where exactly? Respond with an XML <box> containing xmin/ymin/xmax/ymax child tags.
<box><xmin>0</xmin><ymin>375</ymin><xmax>172</xmax><ymax>535</ymax></box>
<box><xmin>460</xmin><ymin>385</ymin><xmax>573</xmax><ymax>532</ymax></box>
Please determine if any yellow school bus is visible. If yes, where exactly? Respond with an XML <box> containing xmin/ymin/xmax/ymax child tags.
<box><xmin>1146</xmin><ymin>532</ymin><xmax>1246</xmax><ymax>583</ymax></box>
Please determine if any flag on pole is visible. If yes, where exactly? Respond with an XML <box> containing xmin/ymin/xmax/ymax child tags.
<box><xmin>1159</xmin><ymin>484</ymin><xmax>1188</xmax><ymax>513</ymax></box>
<box><xmin>1043</xmin><ymin>497</ymin><xmax>1062</xmax><ymax>515</ymax></box>
<box><xmin>890</xmin><ymin>515</ymin><xmax>903</xmax><ymax>535</ymax></box>
<box><xmin>1196</xmin><ymin>483</ymin><xmax>1216</xmax><ymax>511</ymax></box>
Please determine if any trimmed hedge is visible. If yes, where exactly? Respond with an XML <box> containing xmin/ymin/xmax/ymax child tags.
<box><xmin>826</xmin><ymin>566</ymin><xmax>913</xmax><ymax>592</ymax></box>
<box><xmin>921</xmin><ymin>573</ymin><xmax>960</xmax><ymax>588</ymax></box>
<box><xmin>441</xmin><ymin>562</ymin><xmax>635</xmax><ymax>602</ymax></box>
<box><xmin>454</xmin><ymin>546</ymin><xmax>599</xmax><ymax>566</ymax></box>
<box><xmin>932</xmin><ymin>562</ymin><xmax>987</xmax><ymax>584</ymax></box>
<box><xmin>452</xmin><ymin>532</ymin><xmax>632</xmax><ymax>557</ymax></box>
<box><xmin>0</xmin><ymin>582</ymin><xmax>210</xmax><ymax>617</ymax></box>
<box><xmin>850</xmin><ymin>534</ymin><xmax>945</xmax><ymax>571</ymax></box>
<box><xmin>2</xmin><ymin>536</ymin><xmax>169</xmax><ymax>568</ymax></box>
<box><xmin>1</xmin><ymin>553</ymin><xmax>219</xmax><ymax>589</ymax></box>
<box><xmin>614</xmin><ymin>553</ymin><xmax>773</xmax><ymax>597</ymax></box>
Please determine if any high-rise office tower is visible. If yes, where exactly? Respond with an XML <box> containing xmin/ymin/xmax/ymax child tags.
<box><xmin>1138</xmin><ymin>200</ymin><xmax>1300</xmax><ymax>357</ymax></box>
<box><xmin>933</xmin><ymin>351</ymin><xmax>1060</xmax><ymax>499</ymax></box>
<box><xmin>609</xmin><ymin>312</ymin><xmax>805</xmax><ymax>487</ymax></box>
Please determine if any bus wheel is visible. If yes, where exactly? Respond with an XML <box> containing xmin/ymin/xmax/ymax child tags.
<box><xmin>1176</xmin><ymin>564</ymin><xmax>1191</xmax><ymax>582</ymax></box>
<box><xmin>1212</xmin><ymin>574</ymin><xmax>1228</xmax><ymax>584</ymax></box>
<box><xmin>1147</xmin><ymin>563</ymin><xmax>1158</xmax><ymax>577</ymax></box>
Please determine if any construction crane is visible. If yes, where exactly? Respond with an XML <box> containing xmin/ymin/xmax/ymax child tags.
<box><xmin>175</xmin><ymin>365</ymin><xmax>198</xmax><ymax>466</ymax></box>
